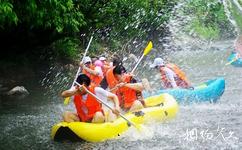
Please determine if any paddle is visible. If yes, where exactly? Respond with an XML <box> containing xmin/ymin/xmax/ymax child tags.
<box><xmin>225</xmin><ymin>57</ymin><xmax>238</xmax><ymax>66</ymax></box>
<box><xmin>131</xmin><ymin>41</ymin><xmax>153</xmax><ymax>74</ymax></box>
<box><xmin>64</xmin><ymin>36</ymin><xmax>93</xmax><ymax>105</ymax></box>
<box><xmin>109</xmin><ymin>41</ymin><xmax>153</xmax><ymax>92</ymax></box>
<box><xmin>74</xmin><ymin>81</ymin><xmax>142</xmax><ymax>130</ymax></box>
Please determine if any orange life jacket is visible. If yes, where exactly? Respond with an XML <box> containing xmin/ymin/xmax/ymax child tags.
<box><xmin>106</xmin><ymin>67</ymin><xmax>118</xmax><ymax>89</ymax></box>
<box><xmin>82</xmin><ymin>65</ymin><xmax>103</xmax><ymax>86</ymax></box>
<box><xmin>106</xmin><ymin>68</ymin><xmax>137</xmax><ymax>108</ymax></box>
<box><xmin>160</xmin><ymin>64</ymin><xmax>190</xmax><ymax>89</ymax></box>
<box><xmin>73</xmin><ymin>86</ymin><xmax>102</xmax><ymax>122</ymax></box>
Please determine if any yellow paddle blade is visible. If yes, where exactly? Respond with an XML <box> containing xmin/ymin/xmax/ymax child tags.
<box><xmin>144</xmin><ymin>41</ymin><xmax>153</xmax><ymax>56</ymax></box>
<box><xmin>63</xmin><ymin>97</ymin><xmax>71</xmax><ymax>105</ymax></box>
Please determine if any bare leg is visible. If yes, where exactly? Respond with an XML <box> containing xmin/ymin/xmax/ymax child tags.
<box><xmin>129</xmin><ymin>100</ymin><xmax>144</xmax><ymax>112</ymax></box>
<box><xmin>105</xmin><ymin>110</ymin><xmax>118</xmax><ymax>122</ymax></box>
<box><xmin>92</xmin><ymin>111</ymin><xmax>105</xmax><ymax>123</ymax></box>
<box><xmin>142</xmin><ymin>78</ymin><xmax>152</xmax><ymax>92</ymax></box>
<box><xmin>63</xmin><ymin>111</ymin><xmax>80</xmax><ymax>123</ymax></box>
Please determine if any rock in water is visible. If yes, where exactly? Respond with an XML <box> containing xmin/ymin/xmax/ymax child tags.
<box><xmin>7</xmin><ymin>86</ymin><xmax>29</xmax><ymax>99</ymax></box>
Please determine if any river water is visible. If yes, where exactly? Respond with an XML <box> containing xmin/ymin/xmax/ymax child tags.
<box><xmin>0</xmin><ymin>39</ymin><xmax>241</xmax><ymax>149</ymax></box>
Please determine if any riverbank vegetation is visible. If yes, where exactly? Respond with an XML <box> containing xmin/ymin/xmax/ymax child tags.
<box><xmin>229</xmin><ymin>0</ymin><xmax>242</xmax><ymax>33</ymax></box>
<box><xmin>182</xmin><ymin>0</ymin><xmax>233</xmax><ymax>40</ymax></box>
<box><xmin>0</xmin><ymin>0</ymin><xmax>238</xmax><ymax>61</ymax></box>
<box><xmin>0</xmin><ymin>0</ymin><xmax>177</xmax><ymax>61</ymax></box>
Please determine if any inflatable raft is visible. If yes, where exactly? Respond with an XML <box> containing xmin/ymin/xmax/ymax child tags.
<box><xmin>144</xmin><ymin>78</ymin><xmax>225</xmax><ymax>103</ymax></box>
<box><xmin>51</xmin><ymin>93</ymin><xmax>178</xmax><ymax>142</ymax></box>
<box><xmin>227</xmin><ymin>52</ymin><xmax>242</xmax><ymax>67</ymax></box>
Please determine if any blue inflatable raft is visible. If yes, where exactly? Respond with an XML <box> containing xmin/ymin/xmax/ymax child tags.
<box><xmin>227</xmin><ymin>52</ymin><xmax>242</xmax><ymax>67</ymax></box>
<box><xmin>144</xmin><ymin>78</ymin><xmax>225</xmax><ymax>103</ymax></box>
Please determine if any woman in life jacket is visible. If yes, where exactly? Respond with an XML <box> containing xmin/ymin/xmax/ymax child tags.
<box><xmin>100</xmin><ymin>57</ymin><xmax>123</xmax><ymax>89</ymax></box>
<box><xmin>101</xmin><ymin>65</ymin><xmax>148</xmax><ymax>112</ymax></box>
<box><xmin>150</xmin><ymin>57</ymin><xmax>192</xmax><ymax>89</ymax></box>
<box><xmin>61</xmin><ymin>74</ymin><xmax>120</xmax><ymax>123</ymax></box>
<box><xmin>80</xmin><ymin>56</ymin><xmax>103</xmax><ymax>86</ymax></box>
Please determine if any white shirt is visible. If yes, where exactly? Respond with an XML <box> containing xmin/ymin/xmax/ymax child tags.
<box><xmin>162</xmin><ymin>67</ymin><xmax>177</xmax><ymax>88</ymax></box>
<box><xmin>82</xmin><ymin>87</ymin><xmax>115</xmax><ymax>111</ymax></box>
<box><xmin>69</xmin><ymin>86</ymin><xmax>115</xmax><ymax>111</ymax></box>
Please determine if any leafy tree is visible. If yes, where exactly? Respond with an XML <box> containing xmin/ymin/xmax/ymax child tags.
<box><xmin>183</xmin><ymin>0</ymin><xmax>232</xmax><ymax>39</ymax></box>
<box><xmin>0</xmin><ymin>0</ymin><xmax>85</xmax><ymax>32</ymax></box>
<box><xmin>0</xmin><ymin>0</ymin><xmax>178</xmax><ymax>59</ymax></box>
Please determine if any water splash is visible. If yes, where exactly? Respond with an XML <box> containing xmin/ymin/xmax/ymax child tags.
<box><xmin>118</xmin><ymin>125</ymin><xmax>155</xmax><ymax>142</ymax></box>
<box><xmin>222</xmin><ymin>0</ymin><xmax>240</xmax><ymax>35</ymax></box>
<box><xmin>39</xmin><ymin>64</ymin><xmax>73</xmax><ymax>99</ymax></box>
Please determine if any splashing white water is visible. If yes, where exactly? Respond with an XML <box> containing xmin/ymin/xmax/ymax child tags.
<box><xmin>222</xmin><ymin>0</ymin><xmax>240</xmax><ymax>35</ymax></box>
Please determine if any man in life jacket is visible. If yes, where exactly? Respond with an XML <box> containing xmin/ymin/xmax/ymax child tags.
<box><xmin>61</xmin><ymin>74</ymin><xmax>120</xmax><ymax>123</ymax></box>
<box><xmin>80</xmin><ymin>56</ymin><xmax>103</xmax><ymax>86</ymax></box>
<box><xmin>100</xmin><ymin>65</ymin><xmax>147</xmax><ymax>112</ymax></box>
<box><xmin>150</xmin><ymin>57</ymin><xmax>192</xmax><ymax>89</ymax></box>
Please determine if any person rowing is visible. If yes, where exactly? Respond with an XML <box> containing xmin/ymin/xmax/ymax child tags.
<box><xmin>150</xmin><ymin>57</ymin><xmax>192</xmax><ymax>89</ymax></box>
<box><xmin>80</xmin><ymin>56</ymin><xmax>103</xmax><ymax>86</ymax></box>
<box><xmin>61</xmin><ymin>74</ymin><xmax>120</xmax><ymax>123</ymax></box>
<box><xmin>100</xmin><ymin>65</ymin><xmax>151</xmax><ymax>112</ymax></box>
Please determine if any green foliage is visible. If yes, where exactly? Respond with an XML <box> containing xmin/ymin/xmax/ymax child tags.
<box><xmin>183</xmin><ymin>0</ymin><xmax>231</xmax><ymax>40</ymax></box>
<box><xmin>238</xmin><ymin>0</ymin><xmax>242</xmax><ymax>6</ymax></box>
<box><xmin>0</xmin><ymin>0</ymin><xmax>178</xmax><ymax>59</ymax></box>
<box><xmin>76</xmin><ymin>0</ymin><xmax>177</xmax><ymax>42</ymax></box>
<box><xmin>0</xmin><ymin>1</ymin><xmax>18</xmax><ymax>28</ymax></box>
<box><xmin>190</xmin><ymin>18</ymin><xmax>219</xmax><ymax>40</ymax></box>
<box><xmin>0</xmin><ymin>0</ymin><xmax>85</xmax><ymax>32</ymax></box>
<box><xmin>230</xmin><ymin>1</ymin><xmax>242</xmax><ymax>33</ymax></box>
<box><xmin>51</xmin><ymin>37</ymin><xmax>80</xmax><ymax>59</ymax></box>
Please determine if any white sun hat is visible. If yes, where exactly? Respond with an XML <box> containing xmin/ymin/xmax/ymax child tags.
<box><xmin>83</xmin><ymin>56</ymin><xmax>92</xmax><ymax>64</ymax></box>
<box><xmin>150</xmin><ymin>58</ymin><xmax>164</xmax><ymax>68</ymax></box>
<box><xmin>99</xmin><ymin>56</ymin><xmax>106</xmax><ymax>61</ymax></box>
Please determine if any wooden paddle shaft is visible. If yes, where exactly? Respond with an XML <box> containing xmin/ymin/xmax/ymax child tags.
<box><xmin>71</xmin><ymin>36</ymin><xmax>93</xmax><ymax>87</ymax></box>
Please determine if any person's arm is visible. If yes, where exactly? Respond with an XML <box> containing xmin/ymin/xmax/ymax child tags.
<box><xmin>83</xmin><ymin>65</ymin><xmax>99</xmax><ymax>76</ymax></box>
<box><xmin>80</xmin><ymin>62</ymin><xmax>99</xmax><ymax>76</ymax></box>
<box><xmin>106</xmin><ymin>92</ymin><xmax>120</xmax><ymax>111</ymax></box>
<box><xmin>122</xmin><ymin>83</ymin><xmax>144</xmax><ymax>92</ymax></box>
<box><xmin>165</xmin><ymin>68</ymin><xmax>178</xmax><ymax>88</ymax></box>
<box><xmin>61</xmin><ymin>86</ymin><xmax>78</xmax><ymax>98</ymax></box>
<box><xmin>95</xmin><ymin>87</ymin><xmax>120</xmax><ymax>114</ymax></box>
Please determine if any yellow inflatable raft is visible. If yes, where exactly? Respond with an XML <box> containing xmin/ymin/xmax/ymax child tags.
<box><xmin>51</xmin><ymin>93</ymin><xmax>178</xmax><ymax>142</ymax></box>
